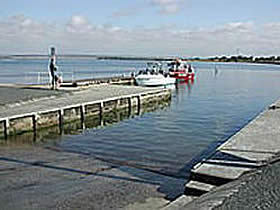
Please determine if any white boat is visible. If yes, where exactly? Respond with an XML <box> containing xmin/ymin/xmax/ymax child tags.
<box><xmin>135</xmin><ymin>74</ymin><xmax>176</xmax><ymax>86</ymax></box>
<box><xmin>134</xmin><ymin>62</ymin><xmax>176</xmax><ymax>86</ymax></box>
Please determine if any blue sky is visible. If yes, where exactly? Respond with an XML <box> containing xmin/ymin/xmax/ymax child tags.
<box><xmin>1</xmin><ymin>0</ymin><xmax>280</xmax><ymax>56</ymax></box>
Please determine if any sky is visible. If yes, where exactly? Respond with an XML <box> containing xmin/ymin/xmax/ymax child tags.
<box><xmin>1</xmin><ymin>0</ymin><xmax>280</xmax><ymax>57</ymax></box>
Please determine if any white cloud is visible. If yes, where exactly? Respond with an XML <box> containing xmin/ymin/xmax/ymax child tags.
<box><xmin>0</xmin><ymin>15</ymin><xmax>280</xmax><ymax>56</ymax></box>
<box><xmin>66</xmin><ymin>15</ymin><xmax>94</xmax><ymax>33</ymax></box>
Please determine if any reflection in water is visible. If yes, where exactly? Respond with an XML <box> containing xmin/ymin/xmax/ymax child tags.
<box><xmin>175</xmin><ymin>79</ymin><xmax>194</xmax><ymax>98</ymax></box>
<box><xmin>0</xmin><ymin>100</ymin><xmax>171</xmax><ymax>147</ymax></box>
<box><xmin>214</xmin><ymin>64</ymin><xmax>218</xmax><ymax>77</ymax></box>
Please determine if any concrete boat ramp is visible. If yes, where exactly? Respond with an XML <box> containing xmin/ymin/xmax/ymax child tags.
<box><xmin>163</xmin><ymin>101</ymin><xmax>280</xmax><ymax>209</ymax></box>
<box><xmin>2</xmin><ymin>83</ymin><xmax>280</xmax><ymax>209</ymax></box>
<box><xmin>0</xmin><ymin>84</ymin><xmax>178</xmax><ymax>210</ymax></box>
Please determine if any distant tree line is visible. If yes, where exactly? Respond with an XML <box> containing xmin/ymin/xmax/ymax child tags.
<box><xmin>96</xmin><ymin>56</ymin><xmax>173</xmax><ymax>61</ymax></box>
<box><xmin>189</xmin><ymin>55</ymin><xmax>280</xmax><ymax>65</ymax></box>
<box><xmin>2</xmin><ymin>54</ymin><xmax>280</xmax><ymax>65</ymax></box>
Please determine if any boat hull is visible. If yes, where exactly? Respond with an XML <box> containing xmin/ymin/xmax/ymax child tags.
<box><xmin>170</xmin><ymin>72</ymin><xmax>195</xmax><ymax>81</ymax></box>
<box><xmin>135</xmin><ymin>75</ymin><xmax>176</xmax><ymax>86</ymax></box>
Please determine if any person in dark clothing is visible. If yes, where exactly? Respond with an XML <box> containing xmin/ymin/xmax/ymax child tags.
<box><xmin>49</xmin><ymin>57</ymin><xmax>56</xmax><ymax>89</ymax></box>
<box><xmin>187</xmin><ymin>64</ymin><xmax>193</xmax><ymax>73</ymax></box>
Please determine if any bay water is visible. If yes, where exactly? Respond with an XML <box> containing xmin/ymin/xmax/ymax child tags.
<box><xmin>1</xmin><ymin>59</ymin><xmax>280</xmax><ymax>179</ymax></box>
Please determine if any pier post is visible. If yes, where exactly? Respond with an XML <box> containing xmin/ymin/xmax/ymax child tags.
<box><xmin>128</xmin><ymin>97</ymin><xmax>132</xmax><ymax>115</ymax></box>
<box><xmin>100</xmin><ymin>101</ymin><xmax>104</xmax><ymax>116</ymax></box>
<box><xmin>32</xmin><ymin>114</ymin><xmax>38</xmax><ymax>133</ymax></box>
<box><xmin>99</xmin><ymin>101</ymin><xmax>104</xmax><ymax>127</ymax></box>
<box><xmin>80</xmin><ymin>105</ymin><xmax>85</xmax><ymax>122</ymax></box>
<box><xmin>80</xmin><ymin>105</ymin><xmax>86</xmax><ymax>130</ymax></box>
<box><xmin>59</xmin><ymin>109</ymin><xmax>64</xmax><ymax>134</ymax></box>
<box><xmin>137</xmin><ymin>95</ymin><xmax>141</xmax><ymax>114</ymax></box>
<box><xmin>3</xmin><ymin>119</ymin><xmax>9</xmax><ymax>139</ymax></box>
<box><xmin>32</xmin><ymin>114</ymin><xmax>38</xmax><ymax>135</ymax></box>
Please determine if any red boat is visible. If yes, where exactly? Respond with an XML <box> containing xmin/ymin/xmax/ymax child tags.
<box><xmin>168</xmin><ymin>59</ymin><xmax>195</xmax><ymax>81</ymax></box>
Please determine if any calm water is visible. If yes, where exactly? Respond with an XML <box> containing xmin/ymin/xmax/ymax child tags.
<box><xmin>0</xmin><ymin>58</ymin><xmax>147</xmax><ymax>84</ymax></box>
<box><xmin>2</xmin><ymin>59</ymin><xmax>280</xmax><ymax>178</ymax></box>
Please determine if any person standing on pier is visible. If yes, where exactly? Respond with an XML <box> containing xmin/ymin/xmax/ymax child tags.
<box><xmin>49</xmin><ymin>57</ymin><xmax>58</xmax><ymax>89</ymax></box>
<box><xmin>48</xmin><ymin>47</ymin><xmax>59</xmax><ymax>90</ymax></box>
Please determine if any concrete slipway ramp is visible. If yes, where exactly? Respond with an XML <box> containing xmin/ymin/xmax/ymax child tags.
<box><xmin>163</xmin><ymin>100</ymin><xmax>280</xmax><ymax>210</ymax></box>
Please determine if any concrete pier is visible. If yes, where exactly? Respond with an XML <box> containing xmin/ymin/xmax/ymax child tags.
<box><xmin>163</xmin><ymin>99</ymin><xmax>280</xmax><ymax>209</ymax></box>
<box><xmin>0</xmin><ymin>84</ymin><xmax>171</xmax><ymax>139</ymax></box>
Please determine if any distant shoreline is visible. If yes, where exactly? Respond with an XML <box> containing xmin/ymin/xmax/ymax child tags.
<box><xmin>0</xmin><ymin>54</ymin><xmax>173</xmax><ymax>61</ymax></box>
<box><xmin>1</xmin><ymin>54</ymin><xmax>280</xmax><ymax>65</ymax></box>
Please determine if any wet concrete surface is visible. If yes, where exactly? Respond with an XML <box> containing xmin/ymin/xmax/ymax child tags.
<box><xmin>164</xmin><ymin>99</ymin><xmax>280</xmax><ymax>210</ymax></box>
<box><xmin>180</xmin><ymin>155</ymin><xmax>280</xmax><ymax>210</ymax></box>
<box><xmin>0</xmin><ymin>86</ymin><xmax>64</xmax><ymax>107</ymax></box>
<box><xmin>0</xmin><ymin>84</ymin><xmax>165</xmax><ymax>119</ymax></box>
<box><xmin>0</xmin><ymin>142</ymin><xmax>185</xmax><ymax>210</ymax></box>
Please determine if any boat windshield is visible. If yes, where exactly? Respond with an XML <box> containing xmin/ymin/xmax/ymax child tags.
<box><xmin>139</xmin><ymin>62</ymin><xmax>166</xmax><ymax>75</ymax></box>
<box><xmin>168</xmin><ymin>60</ymin><xmax>189</xmax><ymax>72</ymax></box>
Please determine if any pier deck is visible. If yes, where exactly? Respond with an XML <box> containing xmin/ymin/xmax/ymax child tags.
<box><xmin>0</xmin><ymin>84</ymin><xmax>171</xmax><ymax>138</ymax></box>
